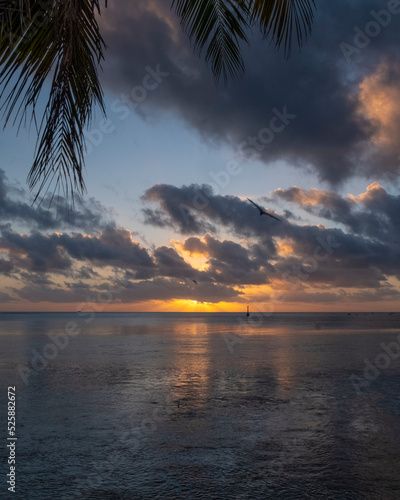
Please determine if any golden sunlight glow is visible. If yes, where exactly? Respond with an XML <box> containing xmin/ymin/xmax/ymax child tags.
<box><xmin>274</xmin><ymin>187</ymin><xmax>328</xmax><ymax>206</ymax></box>
<box><xmin>348</xmin><ymin>182</ymin><xmax>385</xmax><ymax>203</ymax></box>
<box><xmin>154</xmin><ymin>300</ymin><xmax>247</xmax><ymax>313</ymax></box>
<box><xmin>358</xmin><ymin>62</ymin><xmax>400</xmax><ymax>145</ymax></box>
<box><xmin>171</xmin><ymin>239</ymin><xmax>210</xmax><ymax>271</ymax></box>
<box><xmin>238</xmin><ymin>284</ymin><xmax>275</xmax><ymax>300</ymax></box>
<box><xmin>276</xmin><ymin>238</ymin><xmax>295</xmax><ymax>256</ymax></box>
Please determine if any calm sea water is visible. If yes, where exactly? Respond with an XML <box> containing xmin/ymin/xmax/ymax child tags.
<box><xmin>1</xmin><ymin>312</ymin><xmax>400</xmax><ymax>499</ymax></box>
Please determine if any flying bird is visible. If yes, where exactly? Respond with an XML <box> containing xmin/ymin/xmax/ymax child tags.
<box><xmin>247</xmin><ymin>198</ymin><xmax>281</xmax><ymax>221</ymax></box>
<box><xmin>192</xmin><ymin>280</ymin><xmax>198</xmax><ymax>285</ymax></box>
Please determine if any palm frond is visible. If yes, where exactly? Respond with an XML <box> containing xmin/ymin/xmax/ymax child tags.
<box><xmin>1</xmin><ymin>0</ymin><xmax>316</xmax><ymax>201</ymax></box>
<box><xmin>172</xmin><ymin>0</ymin><xmax>250</xmax><ymax>85</ymax></box>
<box><xmin>249</xmin><ymin>0</ymin><xmax>315</xmax><ymax>56</ymax></box>
<box><xmin>0</xmin><ymin>0</ymin><xmax>106</xmax><ymax>202</ymax></box>
<box><xmin>0</xmin><ymin>1</ymin><xmax>30</xmax><ymax>43</ymax></box>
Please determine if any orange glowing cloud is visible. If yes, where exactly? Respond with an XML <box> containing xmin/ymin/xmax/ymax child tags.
<box><xmin>276</xmin><ymin>238</ymin><xmax>295</xmax><ymax>256</ymax></box>
<box><xmin>172</xmin><ymin>237</ymin><xmax>208</xmax><ymax>258</ymax></box>
<box><xmin>358</xmin><ymin>62</ymin><xmax>400</xmax><ymax>146</ymax></box>
<box><xmin>171</xmin><ymin>237</ymin><xmax>210</xmax><ymax>271</ymax></box>
<box><xmin>274</xmin><ymin>186</ymin><xmax>333</xmax><ymax>207</ymax></box>
<box><xmin>348</xmin><ymin>182</ymin><xmax>386</xmax><ymax>203</ymax></box>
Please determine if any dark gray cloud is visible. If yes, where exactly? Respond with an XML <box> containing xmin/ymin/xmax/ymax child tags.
<box><xmin>142</xmin><ymin>183</ymin><xmax>282</xmax><ymax>240</ymax></box>
<box><xmin>19</xmin><ymin>273</ymin><xmax>55</xmax><ymax>286</ymax></box>
<box><xmin>2</xmin><ymin>175</ymin><xmax>400</xmax><ymax>306</ymax></box>
<box><xmin>57</xmin><ymin>226</ymin><xmax>156</xmax><ymax>278</ymax></box>
<box><xmin>0</xmin><ymin>225</ymin><xmax>156</xmax><ymax>277</ymax></box>
<box><xmin>142</xmin><ymin>184</ymin><xmax>217</xmax><ymax>234</ymax></box>
<box><xmin>142</xmin><ymin>182</ymin><xmax>400</xmax><ymax>290</ymax></box>
<box><xmin>73</xmin><ymin>266</ymin><xmax>101</xmax><ymax>280</ymax></box>
<box><xmin>0</xmin><ymin>291</ymin><xmax>13</xmax><ymax>303</ymax></box>
<box><xmin>14</xmin><ymin>277</ymin><xmax>241</xmax><ymax>304</ymax></box>
<box><xmin>0</xmin><ymin>169</ymin><xmax>112</xmax><ymax>232</ymax></box>
<box><xmin>0</xmin><ymin>228</ymin><xmax>73</xmax><ymax>273</ymax></box>
<box><xmin>180</xmin><ymin>233</ymin><xmax>274</xmax><ymax>285</ymax></box>
<box><xmin>273</xmin><ymin>182</ymin><xmax>400</xmax><ymax>242</ymax></box>
<box><xmin>153</xmin><ymin>246</ymin><xmax>194</xmax><ymax>279</ymax></box>
<box><xmin>15</xmin><ymin>284</ymin><xmax>98</xmax><ymax>304</ymax></box>
<box><xmin>99</xmin><ymin>0</ymin><xmax>400</xmax><ymax>183</ymax></box>
<box><xmin>0</xmin><ymin>258</ymin><xmax>13</xmax><ymax>275</ymax></box>
<box><xmin>109</xmin><ymin>277</ymin><xmax>241</xmax><ymax>304</ymax></box>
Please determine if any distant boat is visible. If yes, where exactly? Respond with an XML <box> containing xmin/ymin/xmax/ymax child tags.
<box><xmin>246</xmin><ymin>306</ymin><xmax>250</xmax><ymax>317</ymax></box>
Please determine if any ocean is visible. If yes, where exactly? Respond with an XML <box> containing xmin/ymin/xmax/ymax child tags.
<box><xmin>1</xmin><ymin>312</ymin><xmax>400</xmax><ymax>499</ymax></box>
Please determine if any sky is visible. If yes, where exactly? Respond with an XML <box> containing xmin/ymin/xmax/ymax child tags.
<box><xmin>1</xmin><ymin>0</ymin><xmax>400</xmax><ymax>312</ymax></box>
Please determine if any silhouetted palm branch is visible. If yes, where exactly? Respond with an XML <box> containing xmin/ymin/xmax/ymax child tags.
<box><xmin>172</xmin><ymin>0</ymin><xmax>315</xmax><ymax>84</ymax></box>
<box><xmin>1</xmin><ymin>0</ymin><xmax>315</xmax><ymax>201</ymax></box>
<box><xmin>249</xmin><ymin>0</ymin><xmax>315</xmax><ymax>56</ymax></box>
<box><xmin>0</xmin><ymin>0</ymin><xmax>106</xmax><ymax>202</ymax></box>
<box><xmin>172</xmin><ymin>0</ymin><xmax>251</xmax><ymax>85</ymax></box>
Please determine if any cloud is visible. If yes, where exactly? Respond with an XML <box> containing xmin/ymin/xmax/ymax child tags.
<box><xmin>0</xmin><ymin>229</ymin><xmax>73</xmax><ymax>273</ymax></box>
<box><xmin>142</xmin><ymin>182</ymin><xmax>400</xmax><ymax>290</ymax></box>
<box><xmin>57</xmin><ymin>226</ymin><xmax>156</xmax><ymax>278</ymax></box>
<box><xmin>0</xmin><ymin>258</ymin><xmax>13</xmax><ymax>275</ymax></box>
<box><xmin>142</xmin><ymin>184</ymin><xmax>217</xmax><ymax>234</ymax></box>
<box><xmin>14</xmin><ymin>277</ymin><xmax>241</xmax><ymax>304</ymax></box>
<box><xmin>142</xmin><ymin>183</ymin><xmax>282</xmax><ymax>241</ymax></box>
<box><xmin>0</xmin><ymin>169</ymin><xmax>112</xmax><ymax>232</ymax></box>
<box><xmin>19</xmin><ymin>273</ymin><xmax>55</xmax><ymax>286</ymax></box>
<box><xmin>99</xmin><ymin>0</ymin><xmax>400</xmax><ymax>183</ymax></box>
<box><xmin>273</xmin><ymin>182</ymin><xmax>400</xmax><ymax>242</ymax></box>
<box><xmin>177</xmin><ymin>233</ymin><xmax>273</xmax><ymax>285</ymax></box>
<box><xmin>358</xmin><ymin>61</ymin><xmax>400</xmax><ymax>147</ymax></box>
<box><xmin>0</xmin><ymin>225</ymin><xmax>156</xmax><ymax>277</ymax></box>
<box><xmin>1</xmin><ymin>174</ymin><xmax>400</xmax><ymax>307</ymax></box>
<box><xmin>73</xmin><ymin>266</ymin><xmax>101</xmax><ymax>280</ymax></box>
<box><xmin>0</xmin><ymin>291</ymin><xmax>14</xmax><ymax>303</ymax></box>
<box><xmin>110</xmin><ymin>277</ymin><xmax>242</xmax><ymax>304</ymax></box>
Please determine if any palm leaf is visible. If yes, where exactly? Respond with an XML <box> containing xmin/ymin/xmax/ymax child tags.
<box><xmin>0</xmin><ymin>0</ymin><xmax>106</xmax><ymax>202</ymax></box>
<box><xmin>172</xmin><ymin>0</ymin><xmax>250</xmax><ymax>85</ymax></box>
<box><xmin>249</xmin><ymin>0</ymin><xmax>315</xmax><ymax>56</ymax></box>
<box><xmin>1</xmin><ymin>0</ymin><xmax>315</xmax><ymax>202</ymax></box>
<box><xmin>0</xmin><ymin>1</ymin><xmax>30</xmax><ymax>43</ymax></box>
<box><xmin>173</xmin><ymin>0</ymin><xmax>316</xmax><ymax>84</ymax></box>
